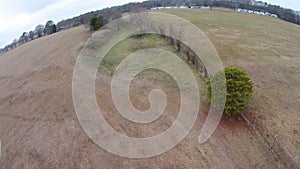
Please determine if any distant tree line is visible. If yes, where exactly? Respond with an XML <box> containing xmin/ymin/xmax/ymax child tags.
<box><xmin>143</xmin><ymin>0</ymin><xmax>300</xmax><ymax>25</ymax></box>
<box><xmin>0</xmin><ymin>20</ymin><xmax>57</xmax><ymax>54</ymax></box>
<box><xmin>1</xmin><ymin>0</ymin><xmax>299</xmax><ymax>54</ymax></box>
<box><xmin>212</xmin><ymin>1</ymin><xmax>300</xmax><ymax>25</ymax></box>
<box><xmin>47</xmin><ymin>0</ymin><xmax>300</xmax><ymax>32</ymax></box>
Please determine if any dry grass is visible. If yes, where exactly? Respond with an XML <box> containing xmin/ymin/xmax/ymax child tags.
<box><xmin>161</xmin><ymin>8</ymin><xmax>300</xmax><ymax>166</ymax></box>
<box><xmin>1</xmin><ymin>8</ymin><xmax>299</xmax><ymax>168</ymax></box>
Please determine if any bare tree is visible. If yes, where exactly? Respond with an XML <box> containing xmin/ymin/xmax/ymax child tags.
<box><xmin>131</xmin><ymin>3</ymin><xmax>144</xmax><ymax>13</ymax></box>
<box><xmin>34</xmin><ymin>25</ymin><xmax>45</xmax><ymax>37</ymax></box>
<box><xmin>12</xmin><ymin>39</ymin><xmax>18</xmax><ymax>48</ymax></box>
<box><xmin>169</xmin><ymin>26</ymin><xmax>184</xmax><ymax>52</ymax></box>
<box><xmin>19</xmin><ymin>32</ymin><xmax>28</xmax><ymax>44</ymax></box>
<box><xmin>110</xmin><ymin>9</ymin><xmax>123</xmax><ymax>30</ymax></box>
<box><xmin>28</xmin><ymin>31</ymin><xmax>35</xmax><ymax>40</ymax></box>
<box><xmin>130</xmin><ymin>3</ymin><xmax>149</xmax><ymax>35</ymax></box>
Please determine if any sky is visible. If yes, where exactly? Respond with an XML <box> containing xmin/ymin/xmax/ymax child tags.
<box><xmin>0</xmin><ymin>0</ymin><xmax>299</xmax><ymax>48</ymax></box>
<box><xmin>266</xmin><ymin>0</ymin><xmax>300</xmax><ymax>11</ymax></box>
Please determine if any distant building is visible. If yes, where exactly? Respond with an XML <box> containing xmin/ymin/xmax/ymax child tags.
<box><xmin>190</xmin><ymin>6</ymin><xmax>201</xmax><ymax>9</ymax></box>
<box><xmin>271</xmin><ymin>14</ymin><xmax>278</xmax><ymax>17</ymax></box>
<box><xmin>236</xmin><ymin>8</ymin><xmax>278</xmax><ymax>17</ymax></box>
<box><xmin>179</xmin><ymin>6</ymin><xmax>188</xmax><ymax>9</ymax></box>
<box><xmin>250</xmin><ymin>0</ymin><xmax>267</xmax><ymax>7</ymax></box>
<box><xmin>150</xmin><ymin>5</ymin><xmax>197</xmax><ymax>10</ymax></box>
<box><xmin>201</xmin><ymin>6</ymin><xmax>211</xmax><ymax>10</ymax></box>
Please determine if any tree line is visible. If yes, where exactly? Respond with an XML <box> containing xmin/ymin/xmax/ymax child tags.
<box><xmin>212</xmin><ymin>1</ymin><xmax>300</xmax><ymax>25</ymax></box>
<box><xmin>0</xmin><ymin>20</ymin><xmax>57</xmax><ymax>53</ymax></box>
<box><xmin>143</xmin><ymin>0</ymin><xmax>300</xmax><ymax>25</ymax></box>
<box><xmin>1</xmin><ymin>0</ymin><xmax>299</xmax><ymax>54</ymax></box>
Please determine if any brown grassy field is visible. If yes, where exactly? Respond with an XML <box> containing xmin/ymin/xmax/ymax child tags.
<box><xmin>160</xmin><ymin>8</ymin><xmax>300</xmax><ymax>167</ymax></box>
<box><xmin>0</xmin><ymin>8</ymin><xmax>299</xmax><ymax>168</ymax></box>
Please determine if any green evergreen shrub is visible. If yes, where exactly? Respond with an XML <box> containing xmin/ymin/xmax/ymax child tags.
<box><xmin>207</xmin><ymin>66</ymin><xmax>254</xmax><ymax>116</ymax></box>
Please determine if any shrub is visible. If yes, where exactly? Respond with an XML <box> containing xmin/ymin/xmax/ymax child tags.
<box><xmin>207</xmin><ymin>66</ymin><xmax>254</xmax><ymax>116</ymax></box>
<box><xmin>90</xmin><ymin>16</ymin><xmax>104</xmax><ymax>31</ymax></box>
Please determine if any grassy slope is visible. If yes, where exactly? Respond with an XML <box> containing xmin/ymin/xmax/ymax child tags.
<box><xmin>0</xmin><ymin>9</ymin><xmax>299</xmax><ymax>168</ymax></box>
<box><xmin>95</xmin><ymin>33</ymin><xmax>279</xmax><ymax>168</ymax></box>
<box><xmin>99</xmin><ymin>34</ymin><xmax>206</xmax><ymax>95</ymax></box>
<box><xmin>160</xmin><ymin>8</ymin><xmax>300</xmax><ymax>165</ymax></box>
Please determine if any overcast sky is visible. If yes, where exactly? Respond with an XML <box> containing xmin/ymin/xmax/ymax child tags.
<box><xmin>0</xmin><ymin>0</ymin><xmax>299</xmax><ymax>48</ymax></box>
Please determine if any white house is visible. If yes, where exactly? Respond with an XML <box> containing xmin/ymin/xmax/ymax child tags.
<box><xmin>251</xmin><ymin>0</ymin><xmax>267</xmax><ymax>7</ymax></box>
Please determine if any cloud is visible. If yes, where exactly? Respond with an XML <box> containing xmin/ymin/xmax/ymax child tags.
<box><xmin>265</xmin><ymin>0</ymin><xmax>300</xmax><ymax>10</ymax></box>
<box><xmin>0</xmin><ymin>0</ymin><xmax>143</xmax><ymax>48</ymax></box>
<box><xmin>0</xmin><ymin>0</ymin><xmax>299</xmax><ymax>48</ymax></box>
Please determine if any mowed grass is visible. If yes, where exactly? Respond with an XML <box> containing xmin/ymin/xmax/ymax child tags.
<box><xmin>160</xmin><ymin>8</ymin><xmax>300</xmax><ymax>161</ymax></box>
<box><xmin>161</xmin><ymin>8</ymin><xmax>300</xmax><ymax>61</ymax></box>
